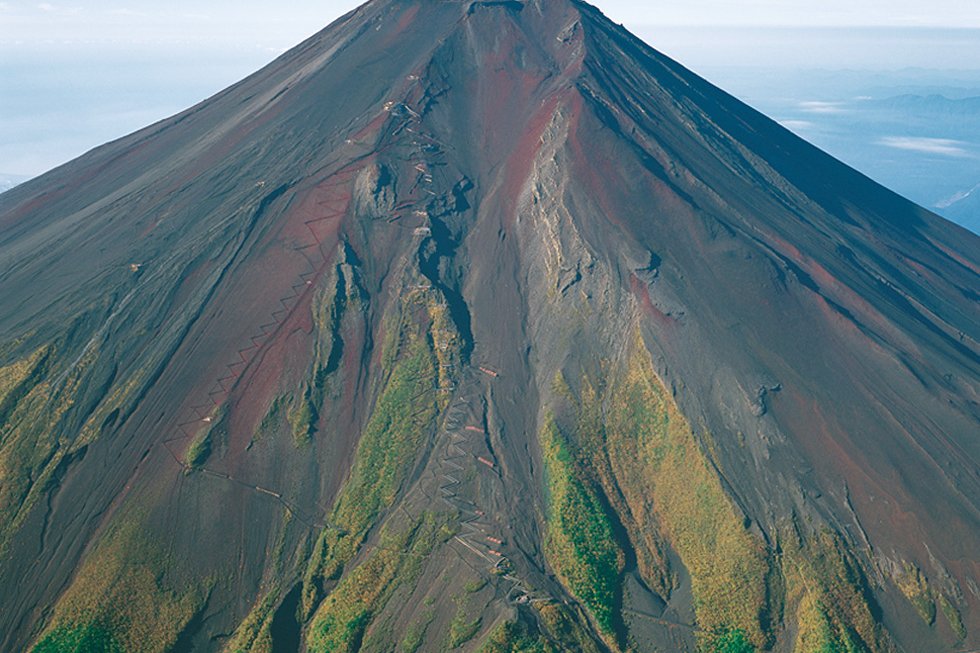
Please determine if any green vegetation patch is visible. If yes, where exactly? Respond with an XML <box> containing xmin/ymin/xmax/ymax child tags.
<box><xmin>479</xmin><ymin>604</ymin><xmax>602</xmax><ymax>653</ymax></box>
<box><xmin>301</xmin><ymin>279</ymin><xmax>461</xmax><ymax>625</ymax></box>
<box><xmin>398</xmin><ymin>609</ymin><xmax>435</xmax><ymax>653</ymax></box>
<box><xmin>0</xmin><ymin>345</ymin><xmax>92</xmax><ymax>552</ymax></box>
<box><xmin>425</xmin><ymin>299</ymin><xmax>461</xmax><ymax>409</ymax></box>
<box><xmin>547</xmin><ymin>337</ymin><xmax>769</xmax><ymax>648</ymax></box>
<box><xmin>30</xmin><ymin>517</ymin><xmax>205</xmax><ymax>653</ymax></box>
<box><xmin>0</xmin><ymin>345</ymin><xmax>50</xmax><ymax>423</ymax></box>
<box><xmin>894</xmin><ymin>562</ymin><xmax>935</xmax><ymax>625</ymax></box>
<box><xmin>288</xmin><ymin>390</ymin><xmax>318</xmax><ymax>446</ymax></box>
<box><xmin>599</xmin><ymin>337</ymin><xmax>770</xmax><ymax>648</ymax></box>
<box><xmin>186</xmin><ymin>431</ymin><xmax>212</xmax><ymax>469</ymax></box>
<box><xmin>938</xmin><ymin>593</ymin><xmax>966</xmax><ymax>640</ymax></box>
<box><xmin>480</xmin><ymin>620</ymin><xmax>555</xmax><ymax>653</ymax></box>
<box><xmin>792</xmin><ymin>591</ymin><xmax>865</xmax><ymax>653</ymax></box>
<box><xmin>783</xmin><ymin>530</ymin><xmax>880</xmax><ymax>653</ymax></box>
<box><xmin>706</xmin><ymin>626</ymin><xmax>755</xmax><ymax>653</ymax></box>
<box><xmin>306</xmin><ymin>513</ymin><xmax>447</xmax><ymax>653</ymax></box>
<box><xmin>186</xmin><ymin>408</ymin><xmax>227</xmax><ymax>470</ymax></box>
<box><xmin>224</xmin><ymin>589</ymin><xmax>280</xmax><ymax>653</ymax></box>
<box><xmin>540</xmin><ymin>419</ymin><xmax>624</xmax><ymax>639</ymax></box>
<box><xmin>32</xmin><ymin>619</ymin><xmax>123</xmax><ymax>653</ymax></box>
<box><xmin>302</xmin><ymin>333</ymin><xmax>438</xmax><ymax>616</ymax></box>
<box><xmin>445</xmin><ymin>600</ymin><xmax>482</xmax><ymax>649</ymax></box>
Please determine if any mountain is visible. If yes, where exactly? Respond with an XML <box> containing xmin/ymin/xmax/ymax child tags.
<box><xmin>938</xmin><ymin>182</ymin><xmax>980</xmax><ymax>231</ymax></box>
<box><xmin>1</xmin><ymin>1</ymin><xmax>978</xmax><ymax>651</ymax></box>
<box><xmin>0</xmin><ymin>173</ymin><xmax>30</xmax><ymax>195</ymax></box>
<box><xmin>872</xmin><ymin>93</ymin><xmax>980</xmax><ymax>118</ymax></box>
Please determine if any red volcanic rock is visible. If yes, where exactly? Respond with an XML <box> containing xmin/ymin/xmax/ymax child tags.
<box><xmin>0</xmin><ymin>1</ymin><xmax>977</xmax><ymax>651</ymax></box>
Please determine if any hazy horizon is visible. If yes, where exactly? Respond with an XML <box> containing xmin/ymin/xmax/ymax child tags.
<box><xmin>4</xmin><ymin>25</ymin><xmax>979</xmax><ymax>178</ymax></box>
<box><xmin>1</xmin><ymin>2</ymin><xmax>979</xmax><ymax>232</ymax></box>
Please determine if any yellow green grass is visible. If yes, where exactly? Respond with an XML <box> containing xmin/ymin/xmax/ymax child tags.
<box><xmin>31</xmin><ymin>620</ymin><xmax>124</xmax><ymax>653</ymax></box>
<box><xmin>480</xmin><ymin>620</ymin><xmax>554</xmax><ymax>653</ymax></box>
<box><xmin>557</xmin><ymin>334</ymin><xmax>886</xmax><ymax>653</ymax></box>
<box><xmin>894</xmin><ymin>562</ymin><xmax>935</xmax><ymax>625</ymax></box>
<box><xmin>300</xmin><ymin>279</ymin><xmax>460</xmax><ymax>620</ymax></box>
<box><xmin>425</xmin><ymin>298</ymin><xmax>461</xmax><ymax>409</ymax></box>
<box><xmin>0</xmin><ymin>345</ymin><xmax>49</xmax><ymax>417</ymax></box>
<box><xmin>185</xmin><ymin>408</ymin><xmax>227</xmax><ymax>470</ymax></box>
<box><xmin>549</xmin><ymin>335</ymin><xmax>769</xmax><ymax>650</ymax></box>
<box><xmin>446</xmin><ymin>607</ymin><xmax>482</xmax><ymax>649</ymax></box>
<box><xmin>604</xmin><ymin>353</ymin><xmax>768</xmax><ymax>649</ymax></box>
<box><xmin>398</xmin><ymin>609</ymin><xmax>435</xmax><ymax>653</ymax></box>
<box><xmin>478</xmin><ymin>603</ymin><xmax>602</xmax><ymax>653</ymax></box>
<box><xmin>224</xmin><ymin>590</ymin><xmax>280</xmax><ymax>653</ymax></box>
<box><xmin>301</xmin><ymin>333</ymin><xmax>438</xmax><ymax>617</ymax></box>
<box><xmin>0</xmin><ymin>346</ymin><xmax>92</xmax><ymax>553</ymax></box>
<box><xmin>288</xmin><ymin>392</ymin><xmax>318</xmax><ymax>446</ymax></box>
<box><xmin>937</xmin><ymin>593</ymin><xmax>966</xmax><ymax>640</ymax></box>
<box><xmin>540</xmin><ymin>419</ymin><xmax>625</xmax><ymax>642</ymax></box>
<box><xmin>305</xmin><ymin>513</ymin><xmax>448</xmax><ymax>653</ymax></box>
<box><xmin>30</xmin><ymin>518</ymin><xmax>205</xmax><ymax>653</ymax></box>
<box><xmin>783</xmin><ymin>530</ymin><xmax>880</xmax><ymax>653</ymax></box>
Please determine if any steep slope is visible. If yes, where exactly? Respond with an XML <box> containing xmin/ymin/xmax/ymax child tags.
<box><xmin>0</xmin><ymin>1</ymin><xmax>977</xmax><ymax>652</ymax></box>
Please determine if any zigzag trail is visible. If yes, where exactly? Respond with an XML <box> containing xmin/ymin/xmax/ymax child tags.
<box><xmin>150</xmin><ymin>76</ymin><xmax>704</xmax><ymax>640</ymax></box>
<box><xmin>359</xmin><ymin>81</ymin><xmax>559</xmax><ymax>609</ymax></box>
<box><xmin>415</xmin><ymin>364</ymin><xmax>548</xmax><ymax>608</ymax></box>
<box><xmin>157</xmin><ymin>112</ymin><xmax>414</xmax><ymax>529</ymax></box>
<box><xmin>154</xmin><ymin>76</ymin><xmax>559</xmax><ymax>618</ymax></box>
<box><xmin>159</xmin><ymin>155</ymin><xmax>359</xmax><ymax>532</ymax></box>
<box><xmin>419</xmin><ymin>363</ymin><xmax>702</xmax><ymax>637</ymax></box>
<box><xmin>381</xmin><ymin>86</ymin><xmax>703</xmax><ymax>637</ymax></box>
<box><xmin>155</xmin><ymin>71</ymin><xmax>446</xmax><ymax>549</ymax></box>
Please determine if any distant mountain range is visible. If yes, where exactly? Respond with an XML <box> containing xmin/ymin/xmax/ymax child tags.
<box><xmin>872</xmin><ymin>93</ymin><xmax>980</xmax><ymax>116</ymax></box>
<box><xmin>746</xmin><ymin>84</ymin><xmax>980</xmax><ymax>234</ymax></box>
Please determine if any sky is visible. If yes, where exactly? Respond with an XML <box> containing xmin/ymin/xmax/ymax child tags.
<box><xmin>2</xmin><ymin>1</ymin><xmax>980</xmax><ymax>177</ymax></box>
<box><xmin>3</xmin><ymin>0</ymin><xmax>980</xmax><ymax>48</ymax></box>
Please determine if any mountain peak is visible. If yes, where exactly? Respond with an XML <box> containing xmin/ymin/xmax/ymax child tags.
<box><xmin>1</xmin><ymin>2</ymin><xmax>977</xmax><ymax>652</ymax></box>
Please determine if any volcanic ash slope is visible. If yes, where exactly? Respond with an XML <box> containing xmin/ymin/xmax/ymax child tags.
<box><xmin>0</xmin><ymin>1</ymin><xmax>978</xmax><ymax>651</ymax></box>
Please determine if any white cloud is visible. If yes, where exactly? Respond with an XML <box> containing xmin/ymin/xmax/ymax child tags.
<box><xmin>779</xmin><ymin>119</ymin><xmax>816</xmax><ymax>131</ymax></box>
<box><xmin>936</xmin><ymin>183</ymin><xmax>980</xmax><ymax>208</ymax></box>
<box><xmin>878</xmin><ymin>136</ymin><xmax>973</xmax><ymax>157</ymax></box>
<box><xmin>799</xmin><ymin>101</ymin><xmax>847</xmax><ymax>114</ymax></box>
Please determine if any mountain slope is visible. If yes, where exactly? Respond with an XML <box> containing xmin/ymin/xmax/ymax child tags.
<box><xmin>0</xmin><ymin>1</ymin><xmax>977</xmax><ymax>651</ymax></box>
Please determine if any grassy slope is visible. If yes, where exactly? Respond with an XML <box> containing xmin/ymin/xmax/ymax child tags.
<box><xmin>294</xmin><ymin>281</ymin><xmax>459</xmax><ymax>650</ymax></box>
<box><xmin>540</xmin><ymin>334</ymin><xmax>887</xmax><ymax>653</ymax></box>
<box><xmin>300</xmin><ymin>333</ymin><xmax>438</xmax><ymax>616</ymax></box>
<box><xmin>540</xmin><ymin>419</ymin><xmax>625</xmax><ymax>642</ymax></box>
<box><xmin>305</xmin><ymin>513</ymin><xmax>453</xmax><ymax>653</ymax></box>
<box><xmin>29</xmin><ymin>518</ymin><xmax>206</xmax><ymax>653</ymax></box>
<box><xmin>602</xmin><ymin>343</ymin><xmax>769</xmax><ymax>650</ymax></box>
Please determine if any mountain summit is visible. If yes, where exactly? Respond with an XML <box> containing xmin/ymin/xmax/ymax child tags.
<box><xmin>1</xmin><ymin>1</ymin><xmax>977</xmax><ymax>651</ymax></box>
